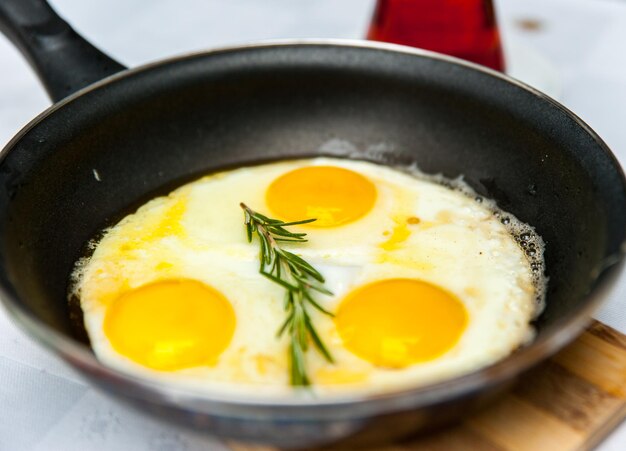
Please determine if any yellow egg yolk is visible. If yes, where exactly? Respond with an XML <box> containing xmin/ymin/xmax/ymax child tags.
<box><xmin>265</xmin><ymin>166</ymin><xmax>377</xmax><ymax>227</ymax></box>
<box><xmin>104</xmin><ymin>279</ymin><xmax>236</xmax><ymax>371</ymax></box>
<box><xmin>335</xmin><ymin>279</ymin><xmax>467</xmax><ymax>368</ymax></box>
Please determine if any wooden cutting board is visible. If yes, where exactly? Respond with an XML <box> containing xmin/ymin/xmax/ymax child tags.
<box><xmin>230</xmin><ymin>321</ymin><xmax>626</xmax><ymax>451</ymax></box>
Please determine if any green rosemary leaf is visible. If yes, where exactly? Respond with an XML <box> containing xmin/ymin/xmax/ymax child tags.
<box><xmin>295</xmin><ymin>305</ymin><xmax>308</xmax><ymax>352</ymax></box>
<box><xmin>273</xmin><ymin>218</ymin><xmax>317</xmax><ymax>227</ymax></box>
<box><xmin>308</xmin><ymin>282</ymin><xmax>334</xmax><ymax>296</ymax></box>
<box><xmin>290</xmin><ymin>341</ymin><xmax>310</xmax><ymax>386</ymax></box>
<box><xmin>280</xmin><ymin>251</ymin><xmax>325</xmax><ymax>282</ymax></box>
<box><xmin>251</xmin><ymin>211</ymin><xmax>275</xmax><ymax>223</ymax></box>
<box><xmin>302</xmin><ymin>290</ymin><xmax>335</xmax><ymax>316</ymax></box>
<box><xmin>267</xmin><ymin>227</ymin><xmax>308</xmax><ymax>239</ymax></box>
<box><xmin>272</xmin><ymin>255</ymin><xmax>281</xmax><ymax>278</ymax></box>
<box><xmin>304</xmin><ymin>314</ymin><xmax>334</xmax><ymax>363</ymax></box>
<box><xmin>260</xmin><ymin>270</ymin><xmax>299</xmax><ymax>291</ymax></box>
<box><xmin>245</xmin><ymin>222</ymin><xmax>253</xmax><ymax>242</ymax></box>
<box><xmin>276</xmin><ymin>311</ymin><xmax>294</xmax><ymax>338</ymax></box>
<box><xmin>283</xmin><ymin>290</ymin><xmax>291</xmax><ymax>311</ymax></box>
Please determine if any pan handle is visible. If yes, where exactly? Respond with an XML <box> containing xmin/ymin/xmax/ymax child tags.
<box><xmin>0</xmin><ymin>0</ymin><xmax>126</xmax><ymax>102</ymax></box>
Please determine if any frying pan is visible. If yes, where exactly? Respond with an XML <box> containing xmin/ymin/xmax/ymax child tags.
<box><xmin>0</xmin><ymin>0</ymin><xmax>625</xmax><ymax>448</ymax></box>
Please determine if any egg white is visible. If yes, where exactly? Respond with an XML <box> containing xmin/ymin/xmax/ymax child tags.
<box><xmin>71</xmin><ymin>157</ymin><xmax>544</xmax><ymax>396</ymax></box>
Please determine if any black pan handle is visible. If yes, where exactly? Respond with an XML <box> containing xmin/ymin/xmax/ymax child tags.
<box><xmin>0</xmin><ymin>0</ymin><xmax>126</xmax><ymax>102</ymax></box>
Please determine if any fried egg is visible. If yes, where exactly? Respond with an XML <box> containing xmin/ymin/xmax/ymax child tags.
<box><xmin>70</xmin><ymin>158</ymin><xmax>546</xmax><ymax>396</ymax></box>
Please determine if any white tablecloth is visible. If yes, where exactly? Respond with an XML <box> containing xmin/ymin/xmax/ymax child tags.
<box><xmin>0</xmin><ymin>1</ymin><xmax>624</xmax><ymax>449</ymax></box>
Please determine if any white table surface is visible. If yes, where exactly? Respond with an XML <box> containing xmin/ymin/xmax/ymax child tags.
<box><xmin>0</xmin><ymin>0</ymin><xmax>625</xmax><ymax>449</ymax></box>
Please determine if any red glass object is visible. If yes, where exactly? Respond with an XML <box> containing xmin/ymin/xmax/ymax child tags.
<box><xmin>367</xmin><ymin>0</ymin><xmax>505</xmax><ymax>71</ymax></box>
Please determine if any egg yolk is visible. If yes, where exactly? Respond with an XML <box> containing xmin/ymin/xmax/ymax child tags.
<box><xmin>335</xmin><ymin>279</ymin><xmax>467</xmax><ymax>368</ymax></box>
<box><xmin>266</xmin><ymin>166</ymin><xmax>377</xmax><ymax>227</ymax></box>
<box><xmin>104</xmin><ymin>279</ymin><xmax>235</xmax><ymax>371</ymax></box>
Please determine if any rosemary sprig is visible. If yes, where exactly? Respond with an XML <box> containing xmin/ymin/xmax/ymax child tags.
<box><xmin>240</xmin><ymin>202</ymin><xmax>334</xmax><ymax>386</ymax></box>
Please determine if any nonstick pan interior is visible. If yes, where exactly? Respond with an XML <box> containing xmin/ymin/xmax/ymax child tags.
<box><xmin>0</xmin><ymin>42</ymin><xmax>624</xmax><ymax>445</ymax></box>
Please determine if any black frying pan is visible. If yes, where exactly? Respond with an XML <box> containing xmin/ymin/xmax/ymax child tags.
<box><xmin>1</xmin><ymin>0</ymin><xmax>625</xmax><ymax>448</ymax></box>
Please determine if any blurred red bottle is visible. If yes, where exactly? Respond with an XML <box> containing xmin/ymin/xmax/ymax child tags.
<box><xmin>367</xmin><ymin>0</ymin><xmax>505</xmax><ymax>71</ymax></box>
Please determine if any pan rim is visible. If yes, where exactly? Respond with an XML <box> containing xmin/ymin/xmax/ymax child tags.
<box><xmin>0</xmin><ymin>38</ymin><xmax>624</xmax><ymax>414</ymax></box>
